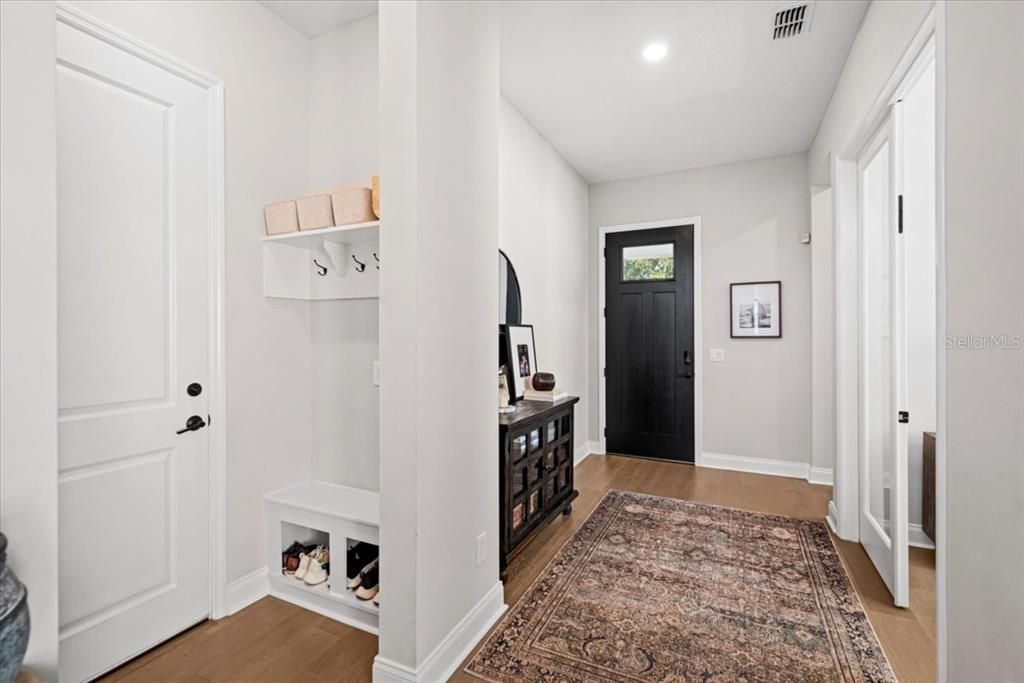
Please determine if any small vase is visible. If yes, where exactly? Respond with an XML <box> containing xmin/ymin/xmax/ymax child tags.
<box><xmin>532</xmin><ymin>372</ymin><xmax>556</xmax><ymax>392</ymax></box>
<box><xmin>0</xmin><ymin>532</ymin><xmax>30</xmax><ymax>683</ymax></box>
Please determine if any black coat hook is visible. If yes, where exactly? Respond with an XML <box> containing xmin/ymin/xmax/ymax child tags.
<box><xmin>313</xmin><ymin>258</ymin><xmax>328</xmax><ymax>277</ymax></box>
<box><xmin>373</xmin><ymin>252</ymin><xmax>380</xmax><ymax>270</ymax></box>
<box><xmin>352</xmin><ymin>254</ymin><xmax>366</xmax><ymax>272</ymax></box>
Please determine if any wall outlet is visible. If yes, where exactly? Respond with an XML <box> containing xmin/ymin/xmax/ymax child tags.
<box><xmin>475</xmin><ymin>532</ymin><xmax>487</xmax><ymax>566</ymax></box>
<box><xmin>372</xmin><ymin>360</ymin><xmax>380</xmax><ymax>386</ymax></box>
<box><xmin>710</xmin><ymin>348</ymin><xmax>725</xmax><ymax>362</ymax></box>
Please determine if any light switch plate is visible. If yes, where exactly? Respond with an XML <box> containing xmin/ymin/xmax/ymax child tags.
<box><xmin>372</xmin><ymin>361</ymin><xmax>380</xmax><ymax>386</ymax></box>
<box><xmin>710</xmin><ymin>348</ymin><xmax>725</xmax><ymax>362</ymax></box>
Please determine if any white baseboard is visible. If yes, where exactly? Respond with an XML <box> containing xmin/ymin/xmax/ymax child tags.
<box><xmin>909</xmin><ymin>523</ymin><xmax>936</xmax><ymax>550</ymax></box>
<box><xmin>372</xmin><ymin>581</ymin><xmax>506</xmax><ymax>682</ymax></box>
<box><xmin>372</xmin><ymin>657</ymin><xmax>417</xmax><ymax>683</ymax></box>
<box><xmin>700</xmin><ymin>451</ymin><xmax>836</xmax><ymax>488</ymax></box>
<box><xmin>225</xmin><ymin>567</ymin><xmax>269</xmax><ymax>616</ymax></box>
<box><xmin>808</xmin><ymin>467</ymin><xmax>834</xmax><ymax>486</ymax></box>
<box><xmin>574</xmin><ymin>440</ymin><xmax>600</xmax><ymax>466</ymax></box>
<box><xmin>827</xmin><ymin>501</ymin><xmax>841</xmax><ymax>536</ymax></box>
<box><xmin>700</xmin><ymin>451</ymin><xmax>810</xmax><ymax>480</ymax></box>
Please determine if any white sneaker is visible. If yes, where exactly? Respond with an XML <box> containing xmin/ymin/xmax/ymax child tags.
<box><xmin>304</xmin><ymin>557</ymin><xmax>328</xmax><ymax>586</ymax></box>
<box><xmin>294</xmin><ymin>553</ymin><xmax>311</xmax><ymax>580</ymax></box>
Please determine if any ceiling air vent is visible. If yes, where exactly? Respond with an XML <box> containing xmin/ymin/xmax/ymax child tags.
<box><xmin>773</xmin><ymin>3</ymin><xmax>813</xmax><ymax>40</ymax></box>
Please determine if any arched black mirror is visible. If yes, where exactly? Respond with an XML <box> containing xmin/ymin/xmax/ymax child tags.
<box><xmin>499</xmin><ymin>249</ymin><xmax>522</xmax><ymax>325</ymax></box>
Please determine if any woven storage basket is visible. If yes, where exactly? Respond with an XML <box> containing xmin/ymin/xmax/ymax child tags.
<box><xmin>331</xmin><ymin>187</ymin><xmax>375</xmax><ymax>225</ymax></box>
<box><xmin>264</xmin><ymin>200</ymin><xmax>299</xmax><ymax>235</ymax></box>
<box><xmin>296</xmin><ymin>194</ymin><xmax>334</xmax><ymax>231</ymax></box>
<box><xmin>371</xmin><ymin>175</ymin><xmax>380</xmax><ymax>218</ymax></box>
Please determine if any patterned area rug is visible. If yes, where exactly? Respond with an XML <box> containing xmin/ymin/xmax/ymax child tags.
<box><xmin>467</xmin><ymin>490</ymin><xmax>895</xmax><ymax>682</ymax></box>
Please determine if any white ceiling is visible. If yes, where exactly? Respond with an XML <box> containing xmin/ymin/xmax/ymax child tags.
<box><xmin>260</xmin><ymin>1</ymin><xmax>377</xmax><ymax>38</ymax></box>
<box><xmin>259</xmin><ymin>1</ymin><xmax>868</xmax><ymax>183</ymax></box>
<box><xmin>500</xmin><ymin>1</ymin><xmax>869</xmax><ymax>182</ymax></box>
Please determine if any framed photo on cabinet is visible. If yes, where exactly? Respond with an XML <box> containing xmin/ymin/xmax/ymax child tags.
<box><xmin>730</xmin><ymin>281</ymin><xmax>782</xmax><ymax>338</ymax></box>
<box><xmin>502</xmin><ymin>324</ymin><xmax>537</xmax><ymax>400</ymax></box>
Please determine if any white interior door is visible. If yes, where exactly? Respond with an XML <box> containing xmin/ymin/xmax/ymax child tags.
<box><xmin>56</xmin><ymin>18</ymin><xmax>213</xmax><ymax>681</ymax></box>
<box><xmin>857</xmin><ymin>103</ymin><xmax>910</xmax><ymax>607</ymax></box>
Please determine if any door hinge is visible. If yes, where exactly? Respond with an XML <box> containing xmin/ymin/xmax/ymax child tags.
<box><xmin>898</xmin><ymin>194</ymin><xmax>904</xmax><ymax>234</ymax></box>
<box><xmin>603</xmin><ymin>247</ymin><xmax>607</xmax><ymax>258</ymax></box>
<box><xmin>898</xmin><ymin>410</ymin><xmax>909</xmax><ymax>424</ymax></box>
<box><xmin>603</xmin><ymin>306</ymin><xmax>607</xmax><ymax>317</ymax></box>
<box><xmin>603</xmin><ymin>427</ymin><xmax>607</xmax><ymax>437</ymax></box>
<box><xmin>602</xmin><ymin>367</ymin><xmax>606</xmax><ymax>377</ymax></box>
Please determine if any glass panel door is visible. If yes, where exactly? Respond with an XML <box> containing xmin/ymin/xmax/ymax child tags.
<box><xmin>858</xmin><ymin>103</ymin><xmax>910</xmax><ymax>607</ymax></box>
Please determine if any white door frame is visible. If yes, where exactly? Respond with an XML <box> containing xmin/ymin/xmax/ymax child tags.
<box><xmin>831</xmin><ymin>4</ymin><xmax>945</xmax><ymax>678</ymax></box>
<box><xmin>55</xmin><ymin>2</ymin><xmax>229</xmax><ymax>620</ymax></box>
<box><xmin>596</xmin><ymin>217</ymin><xmax>703</xmax><ymax>463</ymax></box>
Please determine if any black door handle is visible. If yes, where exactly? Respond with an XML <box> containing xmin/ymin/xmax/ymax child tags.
<box><xmin>678</xmin><ymin>350</ymin><xmax>693</xmax><ymax>379</ymax></box>
<box><xmin>176</xmin><ymin>415</ymin><xmax>207</xmax><ymax>434</ymax></box>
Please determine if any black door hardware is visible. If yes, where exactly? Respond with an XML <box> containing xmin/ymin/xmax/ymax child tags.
<box><xmin>681</xmin><ymin>349</ymin><xmax>693</xmax><ymax>379</ymax></box>
<box><xmin>898</xmin><ymin>411</ymin><xmax>910</xmax><ymax>424</ymax></box>
<box><xmin>176</xmin><ymin>415</ymin><xmax>207</xmax><ymax>434</ymax></box>
<box><xmin>187</xmin><ymin>382</ymin><xmax>203</xmax><ymax>397</ymax></box>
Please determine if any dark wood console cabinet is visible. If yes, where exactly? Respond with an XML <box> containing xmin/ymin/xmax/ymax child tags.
<box><xmin>499</xmin><ymin>396</ymin><xmax>579</xmax><ymax>575</ymax></box>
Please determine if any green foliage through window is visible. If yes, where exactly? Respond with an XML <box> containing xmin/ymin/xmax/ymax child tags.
<box><xmin>623</xmin><ymin>257</ymin><xmax>674</xmax><ymax>281</ymax></box>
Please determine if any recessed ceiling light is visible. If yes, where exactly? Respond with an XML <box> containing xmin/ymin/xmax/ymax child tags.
<box><xmin>642</xmin><ymin>42</ymin><xmax>668</xmax><ymax>62</ymax></box>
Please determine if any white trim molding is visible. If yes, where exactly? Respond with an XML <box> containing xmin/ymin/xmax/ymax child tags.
<box><xmin>808</xmin><ymin>467</ymin><xmax>834</xmax><ymax>487</ymax></box>
<box><xmin>226</xmin><ymin>568</ymin><xmax>269</xmax><ymax>616</ymax></box>
<box><xmin>597</xmin><ymin>217</ymin><xmax>703</xmax><ymax>464</ymax></box>
<box><xmin>908</xmin><ymin>524</ymin><xmax>935</xmax><ymax>551</ymax></box>
<box><xmin>827</xmin><ymin>501</ymin><xmax>841</xmax><ymax>536</ymax></box>
<box><xmin>574</xmin><ymin>440</ymin><xmax>601</xmax><ymax>466</ymax></box>
<box><xmin>700</xmin><ymin>452</ymin><xmax>833</xmax><ymax>488</ymax></box>
<box><xmin>700</xmin><ymin>452</ymin><xmax>810</xmax><ymax>480</ymax></box>
<box><xmin>372</xmin><ymin>582</ymin><xmax>506</xmax><ymax>683</ymax></box>
<box><xmin>54</xmin><ymin>1</ymin><xmax>229</xmax><ymax>621</ymax></box>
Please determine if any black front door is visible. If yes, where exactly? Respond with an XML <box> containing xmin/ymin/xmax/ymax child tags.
<box><xmin>605</xmin><ymin>225</ymin><xmax>695</xmax><ymax>462</ymax></box>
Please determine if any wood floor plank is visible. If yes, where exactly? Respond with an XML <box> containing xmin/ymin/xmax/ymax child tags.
<box><xmin>101</xmin><ymin>454</ymin><xmax>935</xmax><ymax>683</ymax></box>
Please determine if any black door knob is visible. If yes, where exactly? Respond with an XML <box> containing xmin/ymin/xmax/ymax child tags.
<box><xmin>176</xmin><ymin>415</ymin><xmax>207</xmax><ymax>434</ymax></box>
<box><xmin>187</xmin><ymin>382</ymin><xmax>203</xmax><ymax>397</ymax></box>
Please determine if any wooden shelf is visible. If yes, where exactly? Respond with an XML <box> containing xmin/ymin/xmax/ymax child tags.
<box><xmin>262</xmin><ymin>221</ymin><xmax>379</xmax><ymax>248</ymax></box>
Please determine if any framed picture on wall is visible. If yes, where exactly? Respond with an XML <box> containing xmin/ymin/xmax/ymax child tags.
<box><xmin>502</xmin><ymin>324</ymin><xmax>537</xmax><ymax>401</ymax></box>
<box><xmin>730</xmin><ymin>281</ymin><xmax>782</xmax><ymax>338</ymax></box>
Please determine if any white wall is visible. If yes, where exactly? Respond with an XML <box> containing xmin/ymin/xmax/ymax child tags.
<box><xmin>589</xmin><ymin>154</ymin><xmax>812</xmax><ymax>467</ymax></box>
<box><xmin>810</xmin><ymin>187</ymin><xmax>835</xmax><ymax>479</ymax></box>
<box><xmin>809</xmin><ymin>1</ymin><xmax>934</xmax><ymax>185</ymax></box>
<box><xmin>378</xmin><ymin>2</ymin><xmax>502</xmax><ymax>677</ymax></box>
<box><xmin>499</xmin><ymin>99</ymin><xmax>590</xmax><ymax>452</ymax></box>
<box><xmin>67</xmin><ymin>0</ymin><xmax>314</xmax><ymax>583</ymax></box>
<box><xmin>943</xmin><ymin>1</ymin><xmax>1024</xmax><ymax>679</ymax></box>
<box><xmin>307</xmin><ymin>13</ymin><xmax>381</xmax><ymax>491</ymax></box>
<box><xmin>0</xmin><ymin>3</ymin><xmax>60</xmax><ymax>678</ymax></box>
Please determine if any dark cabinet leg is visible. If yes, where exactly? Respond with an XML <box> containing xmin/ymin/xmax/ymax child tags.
<box><xmin>562</xmin><ymin>505</ymin><xmax>572</xmax><ymax>515</ymax></box>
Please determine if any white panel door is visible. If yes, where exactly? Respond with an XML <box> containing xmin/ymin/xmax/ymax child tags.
<box><xmin>56</xmin><ymin>18</ymin><xmax>213</xmax><ymax>681</ymax></box>
<box><xmin>857</xmin><ymin>103</ymin><xmax>910</xmax><ymax>608</ymax></box>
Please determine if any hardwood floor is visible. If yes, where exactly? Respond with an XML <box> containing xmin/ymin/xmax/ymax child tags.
<box><xmin>102</xmin><ymin>455</ymin><xmax>935</xmax><ymax>683</ymax></box>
